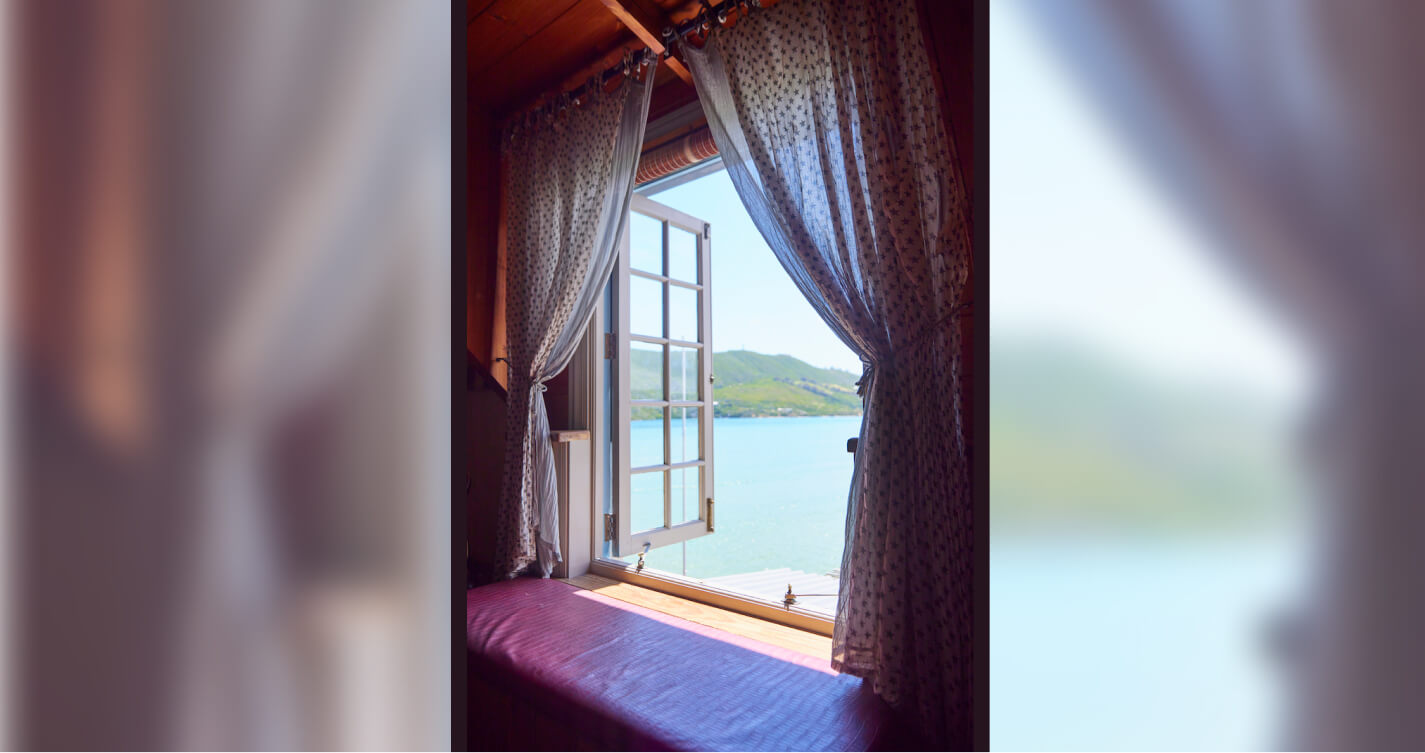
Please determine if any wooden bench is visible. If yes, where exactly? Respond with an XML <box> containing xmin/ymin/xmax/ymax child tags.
<box><xmin>467</xmin><ymin>578</ymin><xmax>910</xmax><ymax>751</ymax></box>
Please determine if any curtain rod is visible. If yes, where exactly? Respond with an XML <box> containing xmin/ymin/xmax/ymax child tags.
<box><xmin>518</xmin><ymin>0</ymin><xmax>753</xmax><ymax>118</ymax></box>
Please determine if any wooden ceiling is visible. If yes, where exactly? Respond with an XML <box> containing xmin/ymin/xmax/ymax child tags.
<box><xmin>467</xmin><ymin>0</ymin><xmax>710</xmax><ymax>118</ymax></box>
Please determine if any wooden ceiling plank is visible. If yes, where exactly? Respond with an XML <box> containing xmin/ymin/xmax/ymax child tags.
<box><xmin>596</xmin><ymin>0</ymin><xmax>694</xmax><ymax>84</ymax></box>
<box><xmin>468</xmin><ymin>0</ymin><xmax>583</xmax><ymax>78</ymax></box>
<box><xmin>468</xmin><ymin>0</ymin><xmax>499</xmax><ymax>24</ymax></box>
<box><xmin>483</xmin><ymin>1</ymin><xmax>632</xmax><ymax>114</ymax></box>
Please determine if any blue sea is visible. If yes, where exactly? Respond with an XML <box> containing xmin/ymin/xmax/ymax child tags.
<box><xmin>991</xmin><ymin>532</ymin><xmax>1307</xmax><ymax>750</ymax></box>
<box><xmin>625</xmin><ymin>415</ymin><xmax>862</xmax><ymax>579</ymax></box>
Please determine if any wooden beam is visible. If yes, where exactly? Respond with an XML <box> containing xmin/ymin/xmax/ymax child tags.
<box><xmin>596</xmin><ymin>0</ymin><xmax>694</xmax><ymax>84</ymax></box>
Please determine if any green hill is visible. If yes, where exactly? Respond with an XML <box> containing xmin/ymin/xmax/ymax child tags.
<box><xmin>628</xmin><ymin>349</ymin><xmax>862</xmax><ymax>418</ymax></box>
<box><xmin>991</xmin><ymin>338</ymin><xmax>1301</xmax><ymax>531</ymax></box>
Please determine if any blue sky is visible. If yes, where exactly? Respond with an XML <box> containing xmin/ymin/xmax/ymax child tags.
<box><xmin>646</xmin><ymin>169</ymin><xmax>863</xmax><ymax>375</ymax></box>
<box><xmin>991</xmin><ymin>0</ymin><xmax>1314</xmax><ymax>406</ymax></box>
<box><xmin>639</xmin><ymin>2</ymin><xmax>1315</xmax><ymax>405</ymax></box>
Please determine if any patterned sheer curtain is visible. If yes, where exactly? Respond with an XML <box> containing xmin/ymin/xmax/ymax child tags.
<box><xmin>680</xmin><ymin>0</ymin><xmax>971</xmax><ymax>745</ymax></box>
<box><xmin>496</xmin><ymin>54</ymin><xmax>656</xmax><ymax>579</ymax></box>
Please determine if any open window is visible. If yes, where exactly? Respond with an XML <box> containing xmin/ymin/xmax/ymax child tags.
<box><xmin>611</xmin><ymin>194</ymin><xmax>715</xmax><ymax>557</ymax></box>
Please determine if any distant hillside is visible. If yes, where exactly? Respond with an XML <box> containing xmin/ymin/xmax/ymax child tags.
<box><xmin>628</xmin><ymin>349</ymin><xmax>861</xmax><ymax>418</ymax></box>
<box><xmin>713</xmin><ymin>350</ymin><xmax>859</xmax><ymax>388</ymax></box>
<box><xmin>713</xmin><ymin>350</ymin><xmax>860</xmax><ymax>417</ymax></box>
<box><xmin>992</xmin><ymin>338</ymin><xmax>1301</xmax><ymax>531</ymax></box>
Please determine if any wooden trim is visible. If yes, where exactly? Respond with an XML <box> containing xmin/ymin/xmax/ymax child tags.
<box><xmin>550</xmin><ymin>429</ymin><xmax>591</xmax><ymax>443</ymax></box>
<box><xmin>595</xmin><ymin>0</ymin><xmax>695</xmax><ymax>84</ymax></box>
<box><xmin>491</xmin><ymin>149</ymin><xmax>510</xmax><ymax>388</ymax></box>
<box><xmin>563</xmin><ymin>573</ymin><xmax>833</xmax><ymax>660</ymax></box>
<box><xmin>588</xmin><ymin>558</ymin><xmax>835</xmax><ymax>636</ymax></box>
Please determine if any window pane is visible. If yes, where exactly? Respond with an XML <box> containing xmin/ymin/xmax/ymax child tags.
<box><xmin>630</xmin><ymin>276</ymin><xmax>663</xmax><ymax>338</ymax></box>
<box><xmin>629</xmin><ymin>212</ymin><xmax>663</xmax><ymax>275</ymax></box>
<box><xmin>668</xmin><ymin>285</ymin><xmax>699</xmax><ymax>342</ymax></box>
<box><xmin>670</xmin><ymin>407</ymin><xmax>699</xmax><ymax>464</ymax></box>
<box><xmin>630</xmin><ymin>470</ymin><xmax>666</xmax><ymax>532</ymax></box>
<box><xmin>669</xmin><ymin>225</ymin><xmax>698</xmax><ymax>283</ymax></box>
<box><xmin>670</xmin><ymin>466</ymin><xmax>701</xmax><ymax>525</ymax></box>
<box><xmin>630</xmin><ymin>340</ymin><xmax>663</xmax><ymax>402</ymax></box>
<box><xmin>668</xmin><ymin>345</ymin><xmax>699</xmax><ymax>402</ymax></box>
<box><xmin>629</xmin><ymin>411</ymin><xmax>664</xmax><ymax>469</ymax></box>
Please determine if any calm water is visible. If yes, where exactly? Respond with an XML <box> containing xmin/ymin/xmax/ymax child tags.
<box><xmin>991</xmin><ymin>532</ymin><xmax>1307</xmax><ymax>751</ymax></box>
<box><xmin>628</xmin><ymin>415</ymin><xmax>861</xmax><ymax>579</ymax></box>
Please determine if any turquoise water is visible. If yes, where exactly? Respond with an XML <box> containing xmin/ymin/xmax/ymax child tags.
<box><xmin>626</xmin><ymin>415</ymin><xmax>861</xmax><ymax>579</ymax></box>
<box><xmin>991</xmin><ymin>533</ymin><xmax>1306</xmax><ymax>751</ymax></box>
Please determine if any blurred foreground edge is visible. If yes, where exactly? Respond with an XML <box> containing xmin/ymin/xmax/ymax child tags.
<box><xmin>1022</xmin><ymin>0</ymin><xmax>1425</xmax><ymax>748</ymax></box>
<box><xmin>8</xmin><ymin>2</ymin><xmax>451</xmax><ymax>749</ymax></box>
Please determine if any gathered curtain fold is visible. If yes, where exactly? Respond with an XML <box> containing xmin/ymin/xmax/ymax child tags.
<box><xmin>680</xmin><ymin>0</ymin><xmax>972</xmax><ymax>745</ymax></box>
<box><xmin>496</xmin><ymin>56</ymin><xmax>656</xmax><ymax>580</ymax></box>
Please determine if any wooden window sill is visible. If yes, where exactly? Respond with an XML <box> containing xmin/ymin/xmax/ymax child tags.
<box><xmin>562</xmin><ymin>573</ymin><xmax>833</xmax><ymax>661</ymax></box>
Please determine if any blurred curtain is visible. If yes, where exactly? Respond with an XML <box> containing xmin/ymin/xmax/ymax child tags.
<box><xmin>1021</xmin><ymin>0</ymin><xmax>1425</xmax><ymax>747</ymax></box>
<box><xmin>15</xmin><ymin>1</ymin><xmax>451</xmax><ymax>748</ymax></box>
<box><xmin>680</xmin><ymin>0</ymin><xmax>972</xmax><ymax>745</ymax></box>
<box><xmin>496</xmin><ymin>55</ymin><xmax>656</xmax><ymax>579</ymax></box>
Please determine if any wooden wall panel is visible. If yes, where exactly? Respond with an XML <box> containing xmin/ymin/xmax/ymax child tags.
<box><xmin>474</xmin><ymin>0</ymin><xmax>631</xmax><ymax>114</ymax></box>
<box><xmin>467</xmin><ymin>105</ymin><xmax>499</xmax><ymax>367</ymax></box>
<box><xmin>468</xmin><ymin>0</ymin><xmax>582</xmax><ymax>81</ymax></box>
<box><xmin>918</xmin><ymin>0</ymin><xmax>974</xmax><ymax>211</ymax></box>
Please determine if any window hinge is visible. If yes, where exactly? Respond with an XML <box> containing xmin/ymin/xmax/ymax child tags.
<box><xmin>604</xmin><ymin>332</ymin><xmax>616</xmax><ymax>359</ymax></box>
<box><xmin>603</xmin><ymin>513</ymin><xmax>616</xmax><ymax>541</ymax></box>
<box><xmin>706</xmin><ymin>497</ymin><xmax>714</xmax><ymax>532</ymax></box>
<box><xmin>702</xmin><ymin>222</ymin><xmax>710</xmax><ymax>239</ymax></box>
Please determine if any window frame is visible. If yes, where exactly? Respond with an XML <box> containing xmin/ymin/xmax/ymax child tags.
<box><xmin>614</xmin><ymin>194</ymin><xmax>716</xmax><ymax>556</ymax></box>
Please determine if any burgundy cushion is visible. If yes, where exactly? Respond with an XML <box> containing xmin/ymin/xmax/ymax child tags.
<box><xmin>467</xmin><ymin>578</ymin><xmax>902</xmax><ymax>751</ymax></box>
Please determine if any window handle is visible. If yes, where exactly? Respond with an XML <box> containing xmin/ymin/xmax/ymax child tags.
<box><xmin>636</xmin><ymin>542</ymin><xmax>651</xmax><ymax>572</ymax></box>
<box><xmin>783</xmin><ymin>584</ymin><xmax>838</xmax><ymax>608</ymax></box>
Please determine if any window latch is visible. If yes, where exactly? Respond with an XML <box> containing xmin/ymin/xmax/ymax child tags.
<box><xmin>783</xmin><ymin>585</ymin><xmax>838</xmax><ymax>608</ymax></box>
<box><xmin>636</xmin><ymin>542</ymin><xmax>650</xmax><ymax>572</ymax></box>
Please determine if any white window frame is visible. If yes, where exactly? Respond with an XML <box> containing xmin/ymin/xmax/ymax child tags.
<box><xmin>613</xmin><ymin>194</ymin><xmax>716</xmax><ymax>557</ymax></box>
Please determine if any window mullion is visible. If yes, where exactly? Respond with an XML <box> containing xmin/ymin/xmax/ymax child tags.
<box><xmin>662</xmin><ymin>220</ymin><xmax>672</xmax><ymax>530</ymax></box>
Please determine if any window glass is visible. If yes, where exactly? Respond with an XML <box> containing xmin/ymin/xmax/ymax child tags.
<box><xmin>670</xmin><ymin>407</ymin><xmax>700</xmax><ymax>464</ymax></box>
<box><xmin>629</xmin><ymin>408</ymin><xmax>664</xmax><ymax>469</ymax></box>
<box><xmin>629</xmin><ymin>212</ymin><xmax>663</xmax><ymax>275</ymax></box>
<box><xmin>668</xmin><ymin>345</ymin><xmax>699</xmax><ymax>402</ymax></box>
<box><xmin>630</xmin><ymin>276</ymin><xmax>664</xmax><ymax>338</ymax></box>
<box><xmin>668</xmin><ymin>225</ymin><xmax>699</xmax><ymax>283</ymax></box>
<box><xmin>630</xmin><ymin>340</ymin><xmax>664</xmax><ymax>402</ymax></box>
<box><xmin>668</xmin><ymin>285</ymin><xmax>699</xmax><ymax>342</ymax></box>
<box><xmin>630</xmin><ymin>470</ymin><xmax>666</xmax><ymax>532</ymax></box>
<box><xmin>670</xmin><ymin>467</ymin><xmax>701</xmax><ymax>525</ymax></box>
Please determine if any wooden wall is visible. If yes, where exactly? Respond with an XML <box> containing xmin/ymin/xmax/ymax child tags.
<box><xmin>467</xmin><ymin>87</ymin><xmax>506</xmax><ymax>581</ymax></box>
